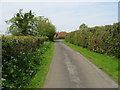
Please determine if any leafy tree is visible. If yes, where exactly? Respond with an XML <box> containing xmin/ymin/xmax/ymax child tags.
<box><xmin>6</xmin><ymin>9</ymin><xmax>37</xmax><ymax>36</ymax></box>
<box><xmin>6</xmin><ymin>9</ymin><xmax>56</xmax><ymax>40</ymax></box>
<box><xmin>36</xmin><ymin>16</ymin><xmax>56</xmax><ymax>40</ymax></box>
<box><xmin>79</xmin><ymin>23</ymin><xmax>88</xmax><ymax>29</ymax></box>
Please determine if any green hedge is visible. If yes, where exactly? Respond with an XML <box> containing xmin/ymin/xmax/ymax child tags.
<box><xmin>65</xmin><ymin>22</ymin><xmax>120</xmax><ymax>58</ymax></box>
<box><xmin>2</xmin><ymin>36</ymin><xmax>48</xmax><ymax>88</ymax></box>
<box><xmin>54</xmin><ymin>37</ymin><xmax>65</xmax><ymax>40</ymax></box>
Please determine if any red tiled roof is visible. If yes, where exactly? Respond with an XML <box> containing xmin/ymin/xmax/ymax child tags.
<box><xmin>57</xmin><ymin>32</ymin><xmax>67</xmax><ymax>37</ymax></box>
<box><xmin>54</xmin><ymin>32</ymin><xmax>67</xmax><ymax>38</ymax></box>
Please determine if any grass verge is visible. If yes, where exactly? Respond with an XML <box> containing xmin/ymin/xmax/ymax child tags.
<box><xmin>64</xmin><ymin>41</ymin><xmax>119</xmax><ymax>84</ymax></box>
<box><xmin>25</xmin><ymin>41</ymin><xmax>54</xmax><ymax>88</ymax></box>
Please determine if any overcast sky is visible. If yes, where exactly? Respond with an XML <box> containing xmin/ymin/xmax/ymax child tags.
<box><xmin>0</xmin><ymin>0</ymin><xmax>118</xmax><ymax>34</ymax></box>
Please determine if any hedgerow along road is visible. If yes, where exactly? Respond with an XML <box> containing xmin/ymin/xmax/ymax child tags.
<box><xmin>43</xmin><ymin>40</ymin><xmax>118</xmax><ymax>88</ymax></box>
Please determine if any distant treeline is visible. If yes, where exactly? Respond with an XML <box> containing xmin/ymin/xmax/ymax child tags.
<box><xmin>65</xmin><ymin>22</ymin><xmax>120</xmax><ymax>58</ymax></box>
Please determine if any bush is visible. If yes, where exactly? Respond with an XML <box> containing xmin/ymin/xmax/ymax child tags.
<box><xmin>65</xmin><ymin>22</ymin><xmax>120</xmax><ymax>58</ymax></box>
<box><xmin>2</xmin><ymin>36</ymin><xmax>48</xmax><ymax>88</ymax></box>
<box><xmin>54</xmin><ymin>37</ymin><xmax>65</xmax><ymax>40</ymax></box>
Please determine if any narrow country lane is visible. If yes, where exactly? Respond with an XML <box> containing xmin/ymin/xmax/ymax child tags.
<box><xmin>43</xmin><ymin>40</ymin><xmax>118</xmax><ymax>88</ymax></box>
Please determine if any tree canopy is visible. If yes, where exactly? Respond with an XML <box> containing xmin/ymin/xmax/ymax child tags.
<box><xmin>79</xmin><ymin>23</ymin><xmax>88</xmax><ymax>29</ymax></box>
<box><xmin>6</xmin><ymin>9</ymin><xmax>56</xmax><ymax>40</ymax></box>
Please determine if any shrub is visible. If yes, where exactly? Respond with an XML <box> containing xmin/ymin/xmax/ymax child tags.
<box><xmin>65</xmin><ymin>22</ymin><xmax>120</xmax><ymax>58</ymax></box>
<box><xmin>54</xmin><ymin>37</ymin><xmax>65</xmax><ymax>40</ymax></box>
<box><xmin>2</xmin><ymin>36</ymin><xmax>48</xmax><ymax>88</ymax></box>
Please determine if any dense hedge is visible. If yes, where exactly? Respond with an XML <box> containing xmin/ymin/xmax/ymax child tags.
<box><xmin>54</xmin><ymin>37</ymin><xmax>65</xmax><ymax>40</ymax></box>
<box><xmin>2</xmin><ymin>36</ymin><xmax>48</xmax><ymax>88</ymax></box>
<box><xmin>65</xmin><ymin>22</ymin><xmax>120</xmax><ymax>58</ymax></box>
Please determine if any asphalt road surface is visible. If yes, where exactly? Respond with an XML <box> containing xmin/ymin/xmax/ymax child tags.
<box><xmin>43</xmin><ymin>40</ymin><xmax>118</xmax><ymax>88</ymax></box>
